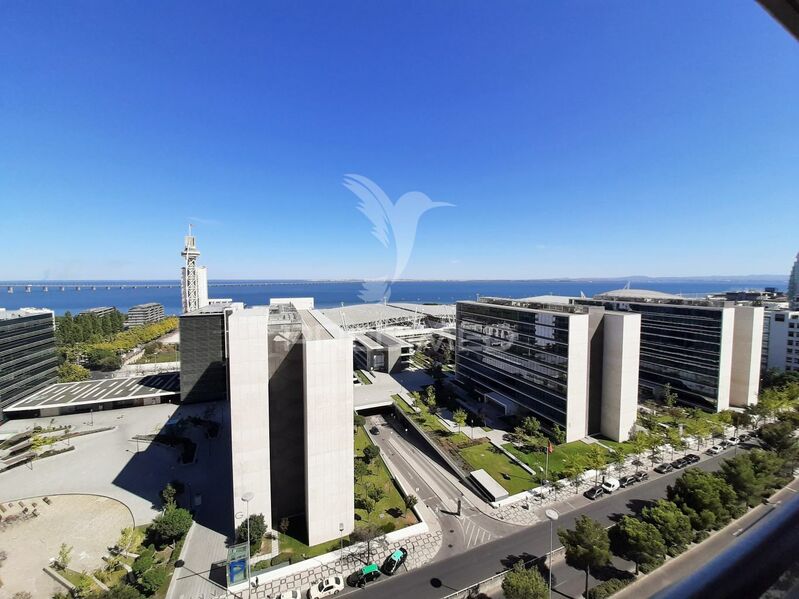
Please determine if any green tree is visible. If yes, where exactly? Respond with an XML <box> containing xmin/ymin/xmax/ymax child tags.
<box><xmin>558</xmin><ymin>515</ymin><xmax>612</xmax><ymax>598</ymax></box>
<box><xmin>553</xmin><ymin>424</ymin><xmax>566</xmax><ymax>445</ymax></box>
<box><xmin>131</xmin><ymin>546</ymin><xmax>155</xmax><ymax>578</ymax></box>
<box><xmin>562</xmin><ymin>454</ymin><xmax>586</xmax><ymax>493</ymax></box>
<box><xmin>663</xmin><ymin>383</ymin><xmax>678</xmax><ymax>408</ymax></box>
<box><xmin>609</xmin><ymin>448</ymin><xmax>627</xmax><ymax>477</ymax></box>
<box><xmin>57</xmin><ymin>362</ymin><xmax>90</xmax><ymax>382</ymax></box>
<box><xmin>586</xmin><ymin>445</ymin><xmax>608</xmax><ymax>484</ymax></box>
<box><xmin>354</xmin><ymin>413</ymin><xmax>366</xmax><ymax>429</ymax></box>
<box><xmin>350</xmin><ymin>522</ymin><xmax>382</xmax><ymax>561</ymax></box>
<box><xmin>501</xmin><ymin>560</ymin><xmax>548</xmax><ymax>599</ymax></box>
<box><xmin>667</xmin><ymin>469</ymin><xmax>741</xmax><ymax>531</ymax></box>
<box><xmin>235</xmin><ymin>513</ymin><xmax>267</xmax><ymax>554</ymax></box>
<box><xmin>610</xmin><ymin>516</ymin><xmax>666</xmax><ymax>574</ymax></box>
<box><xmin>719</xmin><ymin>453</ymin><xmax>764</xmax><ymax>507</ymax></box>
<box><xmin>354</xmin><ymin>459</ymin><xmax>370</xmax><ymax>480</ymax></box>
<box><xmin>97</xmin><ymin>585</ymin><xmax>145</xmax><ymax>599</ymax></box>
<box><xmin>363</xmin><ymin>444</ymin><xmax>381</xmax><ymax>464</ymax></box>
<box><xmin>56</xmin><ymin>542</ymin><xmax>72</xmax><ymax>570</ymax></box>
<box><xmin>628</xmin><ymin>433</ymin><xmax>648</xmax><ymax>471</ymax></box>
<box><xmin>160</xmin><ymin>483</ymin><xmax>177</xmax><ymax>510</ymax></box>
<box><xmin>137</xmin><ymin>564</ymin><xmax>168</xmax><ymax>595</ymax></box>
<box><xmin>748</xmin><ymin>448</ymin><xmax>788</xmax><ymax>490</ymax></box>
<box><xmin>116</xmin><ymin>527</ymin><xmax>136</xmax><ymax>553</ymax></box>
<box><xmin>730</xmin><ymin>411</ymin><xmax>752</xmax><ymax>437</ymax></box>
<box><xmin>759</xmin><ymin>421</ymin><xmax>797</xmax><ymax>456</ymax></box>
<box><xmin>641</xmin><ymin>499</ymin><xmax>693</xmax><ymax>556</ymax></box>
<box><xmin>149</xmin><ymin>507</ymin><xmax>193</xmax><ymax>548</ymax></box>
<box><xmin>453</xmin><ymin>408</ymin><xmax>468</xmax><ymax>435</ymax></box>
<box><xmin>72</xmin><ymin>573</ymin><xmax>94</xmax><ymax>599</ymax></box>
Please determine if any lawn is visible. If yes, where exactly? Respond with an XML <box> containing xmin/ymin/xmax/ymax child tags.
<box><xmin>354</xmin><ymin>370</ymin><xmax>372</xmax><ymax>385</ymax></box>
<box><xmin>459</xmin><ymin>442</ymin><xmax>535</xmax><ymax>495</ymax></box>
<box><xmin>503</xmin><ymin>440</ymin><xmax>608</xmax><ymax>482</ymax></box>
<box><xmin>135</xmin><ymin>350</ymin><xmax>179</xmax><ymax>364</ymax></box>
<box><xmin>272</xmin><ymin>426</ymin><xmax>415</xmax><ymax>565</ymax></box>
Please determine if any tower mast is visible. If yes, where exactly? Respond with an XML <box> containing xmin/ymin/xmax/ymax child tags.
<box><xmin>181</xmin><ymin>224</ymin><xmax>201</xmax><ymax>313</ymax></box>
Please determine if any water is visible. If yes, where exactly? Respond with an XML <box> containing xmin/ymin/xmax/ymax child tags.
<box><xmin>0</xmin><ymin>278</ymin><xmax>787</xmax><ymax>316</ymax></box>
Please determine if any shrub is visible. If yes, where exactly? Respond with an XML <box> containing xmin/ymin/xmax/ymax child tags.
<box><xmin>137</xmin><ymin>564</ymin><xmax>168</xmax><ymax>595</ymax></box>
<box><xmin>380</xmin><ymin>522</ymin><xmax>396</xmax><ymax>534</ymax></box>
<box><xmin>587</xmin><ymin>577</ymin><xmax>633</xmax><ymax>599</ymax></box>
<box><xmin>132</xmin><ymin>546</ymin><xmax>155</xmax><ymax>578</ymax></box>
<box><xmin>235</xmin><ymin>513</ymin><xmax>267</xmax><ymax>554</ymax></box>
<box><xmin>149</xmin><ymin>507</ymin><xmax>192</xmax><ymax>548</ymax></box>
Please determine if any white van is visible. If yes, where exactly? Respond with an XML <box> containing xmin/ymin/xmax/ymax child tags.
<box><xmin>601</xmin><ymin>477</ymin><xmax>620</xmax><ymax>494</ymax></box>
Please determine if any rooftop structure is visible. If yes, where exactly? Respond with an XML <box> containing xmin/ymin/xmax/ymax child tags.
<box><xmin>180</xmin><ymin>225</ymin><xmax>209</xmax><ymax>314</ymax></box>
<box><xmin>4</xmin><ymin>373</ymin><xmax>179</xmax><ymax>417</ymax></box>
<box><xmin>319</xmin><ymin>302</ymin><xmax>455</xmax><ymax>332</ymax></box>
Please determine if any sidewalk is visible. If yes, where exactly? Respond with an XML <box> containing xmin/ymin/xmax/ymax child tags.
<box><xmin>614</xmin><ymin>476</ymin><xmax>799</xmax><ymax>599</ymax></box>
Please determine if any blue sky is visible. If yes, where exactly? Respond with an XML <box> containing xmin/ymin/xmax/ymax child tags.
<box><xmin>1</xmin><ymin>1</ymin><xmax>797</xmax><ymax>280</ymax></box>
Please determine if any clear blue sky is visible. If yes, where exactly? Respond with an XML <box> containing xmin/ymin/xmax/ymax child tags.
<box><xmin>1</xmin><ymin>1</ymin><xmax>797</xmax><ymax>280</ymax></box>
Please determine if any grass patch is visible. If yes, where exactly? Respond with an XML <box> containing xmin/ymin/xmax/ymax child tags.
<box><xmin>503</xmin><ymin>440</ymin><xmax>606</xmax><ymax>482</ymax></box>
<box><xmin>354</xmin><ymin>370</ymin><xmax>372</xmax><ymax>385</ymax></box>
<box><xmin>61</xmin><ymin>568</ymin><xmax>102</xmax><ymax>592</ymax></box>
<box><xmin>459</xmin><ymin>442</ymin><xmax>535</xmax><ymax>495</ymax></box>
<box><xmin>135</xmin><ymin>349</ymin><xmax>179</xmax><ymax>364</ymax></box>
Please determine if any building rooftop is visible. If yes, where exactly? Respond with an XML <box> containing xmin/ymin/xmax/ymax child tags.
<box><xmin>387</xmin><ymin>302</ymin><xmax>456</xmax><ymax>318</ymax></box>
<box><xmin>517</xmin><ymin>294</ymin><xmax>578</xmax><ymax>305</ymax></box>
<box><xmin>595</xmin><ymin>288</ymin><xmax>682</xmax><ymax>300</ymax></box>
<box><xmin>5</xmin><ymin>373</ymin><xmax>179</xmax><ymax>412</ymax></box>
<box><xmin>0</xmin><ymin>307</ymin><xmax>53</xmax><ymax>320</ymax></box>
<box><xmin>129</xmin><ymin>302</ymin><xmax>162</xmax><ymax>310</ymax></box>
<box><xmin>319</xmin><ymin>303</ymin><xmax>417</xmax><ymax>329</ymax></box>
<box><xmin>183</xmin><ymin>301</ymin><xmax>243</xmax><ymax>315</ymax></box>
<box><xmin>463</xmin><ymin>296</ymin><xmax>589</xmax><ymax>315</ymax></box>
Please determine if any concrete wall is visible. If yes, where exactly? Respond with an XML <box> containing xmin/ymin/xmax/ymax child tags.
<box><xmin>565</xmin><ymin>313</ymin><xmax>590</xmax><ymax>443</ymax></box>
<box><xmin>730</xmin><ymin>306</ymin><xmax>764</xmax><ymax>407</ymax></box>
<box><xmin>600</xmin><ymin>312</ymin><xmax>641</xmax><ymax>442</ymax></box>
<box><xmin>228</xmin><ymin>309</ymin><xmax>272</xmax><ymax>531</ymax></box>
<box><xmin>303</xmin><ymin>312</ymin><xmax>355</xmax><ymax>546</ymax></box>
<box><xmin>715</xmin><ymin>306</ymin><xmax>736</xmax><ymax>411</ymax></box>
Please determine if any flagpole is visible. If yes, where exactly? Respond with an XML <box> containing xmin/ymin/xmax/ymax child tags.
<box><xmin>545</xmin><ymin>443</ymin><xmax>550</xmax><ymax>484</ymax></box>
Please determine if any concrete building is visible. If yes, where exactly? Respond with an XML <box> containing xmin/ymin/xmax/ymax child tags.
<box><xmin>181</xmin><ymin>298</ymin><xmax>354</xmax><ymax>545</ymax></box>
<box><xmin>764</xmin><ymin>310</ymin><xmax>799</xmax><ymax>373</ymax></box>
<box><xmin>78</xmin><ymin>306</ymin><xmax>117</xmax><ymax>318</ymax></box>
<box><xmin>455</xmin><ymin>297</ymin><xmax>641</xmax><ymax>442</ymax></box>
<box><xmin>353</xmin><ymin>330</ymin><xmax>412</xmax><ymax>373</ymax></box>
<box><xmin>0</xmin><ymin>308</ymin><xmax>58</xmax><ymax>418</ymax></box>
<box><xmin>125</xmin><ymin>302</ymin><xmax>165</xmax><ymax>327</ymax></box>
<box><xmin>577</xmin><ymin>290</ymin><xmax>763</xmax><ymax>411</ymax></box>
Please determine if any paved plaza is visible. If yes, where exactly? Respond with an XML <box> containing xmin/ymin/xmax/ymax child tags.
<box><xmin>0</xmin><ymin>494</ymin><xmax>133</xmax><ymax>598</ymax></box>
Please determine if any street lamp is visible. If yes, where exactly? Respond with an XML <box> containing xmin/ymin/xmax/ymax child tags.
<box><xmin>241</xmin><ymin>492</ymin><xmax>254</xmax><ymax>598</ymax></box>
<box><xmin>545</xmin><ymin>508</ymin><xmax>559</xmax><ymax>599</ymax></box>
<box><xmin>338</xmin><ymin>522</ymin><xmax>345</xmax><ymax>575</ymax></box>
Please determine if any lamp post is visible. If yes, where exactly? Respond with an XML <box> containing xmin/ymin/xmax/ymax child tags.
<box><xmin>338</xmin><ymin>522</ymin><xmax>345</xmax><ymax>575</ymax></box>
<box><xmin>545</xmin><ymin>508</ymin><xmax>559</xmax><ymax>599</ymax></box>
<box><xmin>241</xmin><ymin>492</ymin><xmax>254</xmax><ymax>598</ymax></box>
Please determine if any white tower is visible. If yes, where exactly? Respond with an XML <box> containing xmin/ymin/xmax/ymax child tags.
<box><xmin>789</xmin><ymin>252</ymin><xmax>799</xmax><ymax>310</ymax></box>
<box><xmin>181</xmin><ymin>225</ymin><xmax>209</xmax><ymax>314</ymax></box>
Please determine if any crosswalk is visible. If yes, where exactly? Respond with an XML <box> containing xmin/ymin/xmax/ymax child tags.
<box><xmin>458</xmin><ymin>516</ymin><xmax>493</xmax><ymax>548</ymax></box>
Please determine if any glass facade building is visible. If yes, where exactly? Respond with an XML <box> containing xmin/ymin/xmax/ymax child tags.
<box><xmin>0</xmin><ymin>308</ymin><xmax>58</xmax><ymax>418</ymax></box>
<box><xmin>456</xmin><ymin>298</ymin><xmax>585</xmax><ymax>432</ymax></box>
<box><xmin>577</xmin><ymin>292</ymin><xmax>735</xmax><ymax>411</ymax></box>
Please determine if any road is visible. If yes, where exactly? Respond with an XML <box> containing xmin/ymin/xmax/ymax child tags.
<box><xmin>354</xmin><ymin>448</ymin><xmax>747</xmax><ymax>599</ymax></box>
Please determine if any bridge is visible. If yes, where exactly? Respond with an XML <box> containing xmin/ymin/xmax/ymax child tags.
<box><xmin>4</xmin><ymin>281</ymin><xmax>355</xmax><ymax>293</ymax></box>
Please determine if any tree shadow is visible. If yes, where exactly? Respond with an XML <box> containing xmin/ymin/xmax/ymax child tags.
<box><xmin>625</xmin><ymin>498</ymin><xmax>654</xmax><ymax>517</ymax></box>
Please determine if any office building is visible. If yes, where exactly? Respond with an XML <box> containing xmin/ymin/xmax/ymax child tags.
<box><xmin>764</xmin><ymin>310</ymin><xmax>799</xmax><ymax>372</ymax></box>
<box><xmin>78</xmin><ymin>306</ymin><xmax>116</xmax><ymax>318</ymax></box>
<box><xmin>790</xmin><ymin>252</ymin><xmax>799</xmax><ymax>310</ymax></box>
<box><xmin>180</xmin><ymin>298</ymin><xmax>354</xmax><ymax>545</ymax></box>
<box><xmin>0</xmin><ymin>308</ymin><xmax>58</xmax><ymax>418</ymax></box>
<box><xmin>125</xmin><ymin>303</ymin><xmax>165</xmax><ymax>327</ymax></box>
<box><xmin>577</xmin><ymin>289</ymin><xmax>763</xmax><ymax>411</ymax></box>
<box><xmin>353</xmin><ymin>330</ymin><xmax>412</xmax><ymax>373</ymax></box>
<box><xmin>455</xmin><ymin>297</ymin><xmax>641</xmax><ymax>442</ymax></box>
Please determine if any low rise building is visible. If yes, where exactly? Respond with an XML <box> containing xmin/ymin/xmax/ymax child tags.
<box><xmin>125</xmin><ymin>302</ymin><xmax>165</xmax><ymax>327</ymax></box>
<box><xmin>78</xmin><ymin>306</ymin><xmax>116</xmax><ymax>318</ymax></box>
<box><xmin>353</xmin><ymin>330</ymin><xmax>412</xmax><ymax>373</ymax></box>
<box><xmin>0</xmin><ymin>308</ymin><xmax>58</xmax><ymax>418</ymax></box>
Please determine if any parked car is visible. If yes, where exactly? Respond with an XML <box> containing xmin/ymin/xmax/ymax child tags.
<box><xmin>671</xmin><ymin>458</ymin><xmax>688</xmax><ymax>469</ymax></box>
<box><xmin>370</xmin><ymin>426</ymin><xmax>380</xmax><ymax>435</ymax></box>
<box><xmin>739</xmin><ymin>433</ymin><xmax>751</xmax><ymax>442</ymax></box>
<box><xmin>347</xmin><ymin>564</ymin><xmax>381</xmax><ymax>588</ymax></box>
<box><xmin>707</xmin><ymin>445</ymin><xmax>723</xmax><ymax>455</ymax></box>
<box><xmin>308</xmin><ymin>576</ymin><xmax>345</xmax><ymax>598</ymax></box>
<box><xmin>618</xmin><ymin>475</ymin><xmax>637</xmax><ymax>488</ymax></box>
<box><xmin>654</xmin><ymin>463</ymin><xmax>674</xmax><ymax>474</ymax></box>
<box><xmin>601</xmin><ymin>477</ymin><xmax>620</xmax><ymax>493</ymax></box>
<box><xmin>277</xmin><ymin>592</ymin><xmax>301</xmax><ymax>599</ymax></box>
<box><xmin>632</xmin><ymin>471</ymin><xmax>649</xmax><ymax>483</ymax></box>
<box><xmin>728</xmin><ymin>437</ymin><xmax>740</xmax><ymax>446</ymax></box>
<box><xmin>381</xmin><ymin>547</ymin><xmax>409</xmax><ymax>575</ymax></box>
<box><xmin>684</xmin><ymin>453</ymin><xmax>700</xmax><ymax>464</ymax></box>
<box><xmin>584</xmin><ymin>486</ymin><xmax>604</xmax><ymax>500</ymax></box>
<box><xmin>719</xmin><ymin>440</ymin><xmax>731</xmax><ymax>449</ymax></box>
